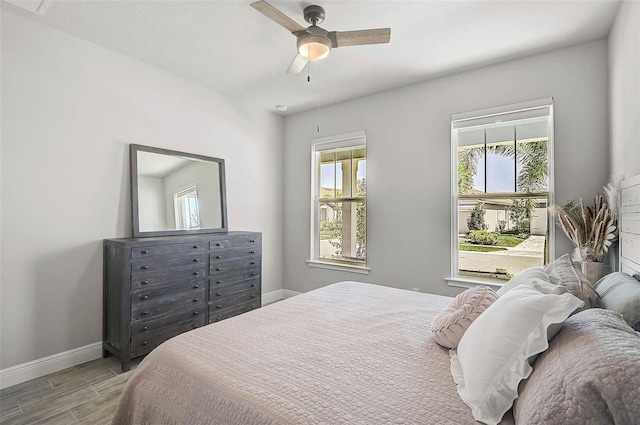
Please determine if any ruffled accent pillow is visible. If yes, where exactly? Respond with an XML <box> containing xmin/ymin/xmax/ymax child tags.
<box><xmin>450</xmin><ymin>279</ymin><xmax>584</xmax><ymax>425</ymax></box>
<box><xmin>430</xmin><ymin>285</ymin><xmax>498</xmax><ymax>348</ymax></box>
<box><xmin>545</xmin><ymin>254</ymin><xmax>601</xmax><ymax>309</ymax></box>
<box><xmin>496</xmin><ymin>267</ymin><xmax>558</xmax><ymax>296</ymax></box>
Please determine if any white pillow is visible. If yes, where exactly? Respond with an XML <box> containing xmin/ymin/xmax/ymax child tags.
<box><xmin>496</xmin><ymin>267</ymin><xmax>557</xmax><ymax>296</ymax></box>
<box><xmin>450</xmin><ymin>278</ymin><xmax>584</xmax><ymax>425</ymax></box>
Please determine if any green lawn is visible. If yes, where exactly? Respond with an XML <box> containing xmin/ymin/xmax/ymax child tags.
<box><xmin>459</xmin><ymin>234</ymin><xmax>525</xmax><ymax>248</ymax></box>
<box><xmin>459</xmin><ymin>244</ymin><xmax>508</xmax><ymax>253</ymax></box>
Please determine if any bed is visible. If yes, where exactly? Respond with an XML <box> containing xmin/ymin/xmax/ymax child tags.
<box><xmin>113</xmin><ymin>281</ymin><xmax>502</xmax><ymax>424</ymax></box>
<box><xmin>113</xmin><ymin>176</ymin><xmax>640</xmax><ymax>425</ymax></box>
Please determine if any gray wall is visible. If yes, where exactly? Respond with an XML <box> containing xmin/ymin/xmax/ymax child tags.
<box><xmin>609</xmin><ymin>1</ymin><xmax>640</xmax><ymax>180</ymax></box>
<box><xmin>1</xmin><ymin>12</ymin><xmax>284</xmax><ymax>369</ymax></box>
<box><xmin>283</xmin><ymin>40</ymin><xmax>610</xmax><ymax>296</ymax></box>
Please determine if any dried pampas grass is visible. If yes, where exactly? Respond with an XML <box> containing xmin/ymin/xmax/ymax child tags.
<box><xmin>551</xmin><ymin>177</ymin><xmax>621</xmax><ymax>262</ymax></box>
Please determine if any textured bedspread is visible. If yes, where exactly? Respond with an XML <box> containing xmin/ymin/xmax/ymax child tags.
<box><xmin>113</xmin><ymin>281</ymin><xmax>512</xmax><ymax>424</ymax></box>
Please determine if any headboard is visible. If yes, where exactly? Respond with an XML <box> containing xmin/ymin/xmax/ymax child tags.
<box><xmin>620</xmin><ymin>174</ymin><xmax>640</xmax><ymax>275</ymax></box>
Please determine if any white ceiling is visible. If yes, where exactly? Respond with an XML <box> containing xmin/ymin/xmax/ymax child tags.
<box><xmin>2</xmin><ymin>0</ymin><xmax>621</xmax><ymax>115</ymax></box>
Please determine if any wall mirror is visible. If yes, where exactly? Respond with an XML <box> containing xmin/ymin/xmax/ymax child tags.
<box><xmin>130</xmin><ymin>144</ymin><xmax>228</xmax><ymax>237</ymax></box>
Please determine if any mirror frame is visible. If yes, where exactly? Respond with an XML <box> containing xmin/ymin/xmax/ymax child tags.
<box><xmin>130</xmin><ymin>144</ymin><xmax>228</xmax><ymax>237</ymax></box>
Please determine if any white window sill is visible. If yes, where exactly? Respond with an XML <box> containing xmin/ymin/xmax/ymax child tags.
<box><xmin>307</xmin><ymin>260</ymin><xmax>370</xmax><ymax>274</ymax></box>
<box><xmin>445</xmin><ymin>276</ymin><xmax>505</xmax><ymax>291</ymax></box>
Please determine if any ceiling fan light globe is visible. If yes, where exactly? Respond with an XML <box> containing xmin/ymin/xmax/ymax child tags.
<box><xmin>297</xmin><ymin>36</ymin><xmax>331</xmax><ymax>61</ymax></box>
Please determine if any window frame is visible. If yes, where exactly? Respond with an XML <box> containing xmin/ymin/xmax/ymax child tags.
<box><xmin>173</xmin><ymin>184</ymin><xmax>200</xmax><ymax>230</ymax></box>
<box><xmin>448</xmin><ymin>98</ymin><xmax>555</xmax><ymax>288</ymax></box>
<box><xmin>308</xmin><ymin>130</ymin><xmax>369</xmax><ymax>274</ymax></box>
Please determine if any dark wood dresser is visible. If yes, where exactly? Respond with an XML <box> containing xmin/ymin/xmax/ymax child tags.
<box><xmin>103</xmin><ymin>231</ymin><xmax>261</xmax><ymax>371</ymax></box>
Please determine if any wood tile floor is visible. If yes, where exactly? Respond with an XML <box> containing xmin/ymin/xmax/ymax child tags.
<box><xmin>0</xmin><ymin>356</ymin><xmax>140</xmax><ymax>425</ymax></box>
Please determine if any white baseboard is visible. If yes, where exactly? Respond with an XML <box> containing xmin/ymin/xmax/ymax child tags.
<box><xmin>283</xmin><ymin>289</ymin><xmax>301</xmax><ymax>298</ymax></box>
<box><xmin>262</xmin><ymin>288</ymin><xmax>301</xmax><ymax>304</ymax></box>
<box><xmin>0</xmin><ymin>342</ymin><xmax>103</xmax><ymax>390</ymax></box>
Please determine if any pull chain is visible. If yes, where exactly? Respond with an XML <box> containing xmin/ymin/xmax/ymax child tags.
<box><xmin>316</xmin><ymin>62</ymin><xmax>320</xmax><ymax>133</ymax></box>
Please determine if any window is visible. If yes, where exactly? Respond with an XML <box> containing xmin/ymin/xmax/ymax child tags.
<box><xmin>174</xmin><ymin>185</ymin><xmax>200</xmax><ymax>230</ymax></box>
<box><xmin>451</xmin><ymin>99</ymin><xmax>554</xmax><ymax>283</ymax></box>
<box><xmin>309</xmin><ymin>131</ymin><xmax>367</xmax><ymax>271</ymax></box>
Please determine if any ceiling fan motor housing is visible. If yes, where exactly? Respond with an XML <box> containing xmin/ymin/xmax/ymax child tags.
<box><xmin>296</xmin><ymin>25</ymin><xmax>332</xmax><ymax>61</ymax></box>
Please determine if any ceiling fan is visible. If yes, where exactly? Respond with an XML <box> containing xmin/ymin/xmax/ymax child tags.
<box><xmin>250</xmin><ymin>1</ymin><xmax>391</xmax><ymax>73</ymax></box>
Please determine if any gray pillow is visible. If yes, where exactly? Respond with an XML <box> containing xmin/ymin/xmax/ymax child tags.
<box><xmin>593</xmin><ymin>272</ymin><xmax>640</xmax><ymax>329</ymax></box>
<box><xmin>544</xmin><ymin>254</ymin><xmax>601</xmax><ymax>310</ymax></box>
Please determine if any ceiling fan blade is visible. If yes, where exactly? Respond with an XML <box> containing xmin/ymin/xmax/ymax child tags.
<box><xmin>329</xmin><ymin>28</ymin><xmax>391</xmax><ymax>48</ymax></box>
<box><xmin>286</xmin><ymin>54</ymin><xmax>309</xmax><ymax>74</ymax></box>
<box><xmin>250</xmin><ymin>1</ymin><xmax>306</xmax><ymax>33</ymax></box>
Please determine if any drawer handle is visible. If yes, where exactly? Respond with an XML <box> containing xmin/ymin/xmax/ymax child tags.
<box><xmin>249</xmin><ymin>239</ymin><xmax>256</xmax><ymax>243</ymax></box>
<box><xmin>141</xmin><ymin>250</ymin><xmax>149</xmax><ymax>255</ymax></box>
<box><xmin>192</xmin><ymin>298</ymin><xmax>199</xmax><ymax>303</ymax></box>
<box><xmin>215</xmin><ymin>243</ymin><xmax>221</xmax><ymax>247</ymax></box>
<box><xmin>215</xmin><ymin>292</ymin><xmax>221</xmax><ymax>296</ymax></box>
<box><xmin>193</xmin><ymin>258</ymin><xmax>200</xmax><ymax>263</ymax></box>
<box><xmin>141</xmin><ymin>280</ymin><xmax>149</xmax><ymax>285</ymax></box>
<box><xmin>142</xmin><ymin>341</ymin><xmax>148</xmax><ymax>346</ymax></box>
<box><xmin>193</xmin><ymin>284</ymin><xmax>199</xmax><ymax>289</ymax></box>
<box><xmin>142</xmin><ymin>326</ymin><xmax>148</xmax><ymax>331</ymax></box>
<box><xmin>250</xmin><ymin>283</ymin><xmax>256</xmax><ymax>288</ymax></box>
<box><xmin>193</xmin><ymin>324</ymin><xmax>199</xmax><ymax>329</ymax></box>
<box><xmin>141</xmin><ymin>265</ymin><xmax>149</xmax><ymax>270</ymax></box>
<box><xmin>141</xmin><ymin>310</ymin><xmax>149</xmax><ymax>316</ymax></box>
<box><xmin>216</xmin><ymin>305</ymin><xmax>222</xmax><ymax>309</ymax></box>
<box><xmin>251</xmin><ymin>273</ymin><xmax>256</xmax><ymax>277</ymax></box>
<box><xmin>215</xmin><ymin>280</ymin><xmax>222</xmax><ymax>284</ymax></box>
<box><xmin>193</xmin><ymin>272</ymin><xmax>200</xmax><ymax>276</ymax></box>
<box><xmin>193</xmin><ymin>245</ymin><xmax>199</xmax><ymax>249</ymax></box>
<box><xmin>250</xmin><ymin>304</ymin><xmax>257</xmax><ymax>309</ymax></box>
<box><xmin>215</xmin><ymin>255</ymin><xmax>221</xmax><ymax>259</ymax></box>
<box><xmin>250</xmin><ymin>251</ymin><xmax>256</xmax><ymax>254</ymax></box>
<box><xmin>250</xmin><ymin>262</ymin><xmax>256</xmax><ymax>265</ymax></box>
<box><xmin>140</xmin><ymin>295</ymin><xmax>148</xmax><ymax>300</ymax></box>
<box><xmin>216</xmin><ymin>268</ymin><xmax>221</xmax><ymax>272</ymax></box>
<box><xmin>193</xmin><ymin>311</ymin><xmax>199</xmax><ymax>315</ymax></box>
<box><xmin>251</xmin><ymin>295</ymin><xmax>256</xmax><ymax>299</ymax></box>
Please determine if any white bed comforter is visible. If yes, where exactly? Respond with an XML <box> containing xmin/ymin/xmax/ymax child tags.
<box><xmin>113</xmin><ymin>281</ymin><xmax>509</xmax><ymax>424</ymax></box>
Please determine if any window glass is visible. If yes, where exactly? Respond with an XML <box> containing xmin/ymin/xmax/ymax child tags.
<box><xmin>453</xmin><ymin>103</ymin><xmax>552</xmax><ymax>281</ymax></box>
<box><xmin>312</xmin><ymin>137</ymin><xmax>366</xmax><ymax>267</ymax></box>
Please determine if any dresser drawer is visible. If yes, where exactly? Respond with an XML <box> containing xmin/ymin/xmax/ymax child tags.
<box><xmin>132</xmin><ymin>254</ymin><xmax>206</xmax><ymax>275</ymax></box>
<box><xmin>131</xmin><ymin>269</ymin><xmax>206</xmax><ymax>290</ymax></box>
<box><xmin>210</xmin><ymin>270</ymin><xmax>260</xmax><ymax>288</ymax></box>
<box><xmin>210</xmin><ymin>259</ymin><xmax>260</xmax><ymax>276</ymax></box>
<box><xmin>209</xmin><ymin>288</ymin><xmax>260</xmax><ymax>312</ymax></box>
<box><xmin>131</xmin><ymin>281</ymin><xmax>204</xmax><ymax>308</ymax></box>
<box><xmin>131</xmin><ymin>242</ymin><xmax>206</xmax><ymax>258</ymax></box>
<box><xmin>210</xmin><ymin>276</ymin><xmax>259</xmax><ymax>299</ymax></box>
<box><xmin>209</xmin><ymin>236</ymin><xmax>260</xmax><ymax>250</ymax></box>
<box><xmin>209</xmin><ymin>247</ymin><xmax>260</xmax><ymax>263</ymax></box>
<box><xmin>131</xmin><ymin>314</ymin><xmax>204</xmax><ymax>357</ymax></box>
<box><xmin>209</xmin><ymin>300</ymin><xmax>260</xmax><ymax>323</ymax></box>
<box><xmin>132</xmin><ymin>293</ymin><xmax>205</xmax><ymax>322</ymax></box>
<box><xmin>131</xmin><ymin>308</ymin><xmax>205</xmax><ymax>337</ymax></box>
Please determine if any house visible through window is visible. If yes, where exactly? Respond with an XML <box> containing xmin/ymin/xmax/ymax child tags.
<box><xmin>174</xmin><ymin>185</ymin><xmax>200</xmax><ymax>230</ymax></box>
<box><xmin>452</xmin><ymin>99</ymin><xmax>554</xmax><ymax>282</ymax></box>
<box><xmin>310</xmin><ymin>131</ymin><xmax>366</xmax><ymax>270</ymax></box>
